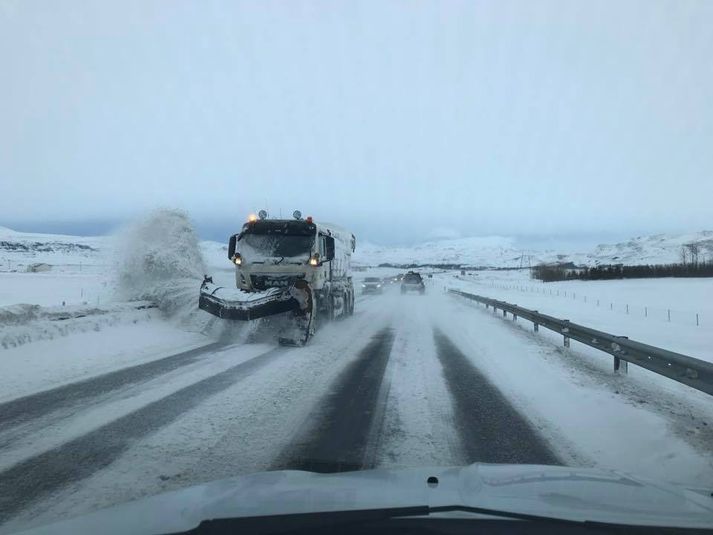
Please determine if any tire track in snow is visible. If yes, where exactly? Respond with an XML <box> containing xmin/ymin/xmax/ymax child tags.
<box><xmin>374</xmin><ymin>305</ymin><xmax>463</xmax><ymax>467</ymax></box>
<box><xmin>272</xmin><ymin>326</ymin><xmax>395</xmax><ymax>473</ymax></box>
<box><xmin>0</xmin><ymin>346</ymin><xmax>283</xmax><ymax>524</ymax></box>
<box><xmin>0</xmin><ymin>341</ymin><xmax>224</xmax><ymax>431</ymax></box>
<box><xmin>433</xmin><ymin>328</ymin><xmax>560</xmax><ymax>465</ymax></box>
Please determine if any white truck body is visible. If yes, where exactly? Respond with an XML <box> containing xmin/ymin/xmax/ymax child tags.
<box><xmin>199</xmin><ymin>216</ymin><xmax>356</xmax><ymax>343</ymax></box>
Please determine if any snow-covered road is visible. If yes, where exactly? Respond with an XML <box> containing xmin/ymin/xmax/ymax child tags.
<box><xmin>1</xmin><ymin>285</ymin><xmax>712</xmax><ymax>533</ymax></box>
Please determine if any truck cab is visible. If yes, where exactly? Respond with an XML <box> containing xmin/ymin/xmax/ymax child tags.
<box><xmin>228</xmin><ymin>216</ymin><xmax>356</xmax><ymax>319</ymax></box>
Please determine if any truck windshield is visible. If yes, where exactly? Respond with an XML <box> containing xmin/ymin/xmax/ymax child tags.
<box><xmin>240</xmin><ymin>234</ymin><xmax>314</xmax><ymax>258</ymax></box>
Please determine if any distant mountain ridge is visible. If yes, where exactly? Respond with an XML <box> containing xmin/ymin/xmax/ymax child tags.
<box><xmin>0</xmin><ymin>226</ymin><xmax>104</xmax><ymax>267</ymax></box>
<box><xmin>1</xmin><ymin>226</ymin><xmax>711</xmax><ymax>270</ymax></box>
<box><xmin>353</xmin><ymin>231</ymin><xmax>713</xmax><ymax>268</ymax></box>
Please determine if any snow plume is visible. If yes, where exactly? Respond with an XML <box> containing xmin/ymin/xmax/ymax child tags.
<box><xmin>114</xmin><ymin>210</ymin><xmax>251</xmax><ymax>341</ymax></box>
<box><xmin>116</xmin><ymin>210</ymin><xmax>206</xmax><ymax>317</ymax></box>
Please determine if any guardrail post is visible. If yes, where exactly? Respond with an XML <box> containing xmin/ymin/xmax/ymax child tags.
<box><xmin>614</xmin><ymin>356</ymin><xmax>628</xmax><ymax>374</ymax></box>
<box><xmin>513</xmin><ymin>313</ymin><xmax>517</xmax><ymax>321</ymax></box>
<box><xmin>503</xmin><ymin>309</ymin><xmax>507</xmax><ymax>317</ymax></box>
<box><xmin>562</xmin><ymin>321</ymin><xmax>570</xmax><ymax>347</ymax></box>
<box><xmin>612</xmin><ymin>337</ymin><xmax>629</xmax><ymax>374</ymax></box>
<box><xmin>533</xmin><ymin>311</ymin><xmax>539</xmax><ymax>332</ymax></box>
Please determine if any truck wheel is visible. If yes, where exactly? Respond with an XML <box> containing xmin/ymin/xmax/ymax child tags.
<box><xmin>347</xmin><ymin>290</ymin><xmax>355</xmax><ymax>316</ymax></box>
<box><xmin>326</xmin><ymin>295</ymin><xmax>335</xmax><ymax>321</ymax></box>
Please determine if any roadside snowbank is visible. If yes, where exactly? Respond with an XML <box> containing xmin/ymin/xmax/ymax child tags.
<box><xmin>447</xmin><ymin>270</ymin><xmax>713</xmax><ymax>362</ymax></box>
<box><xmin>0</xmin><ymin>302</ymin><xmax>156</xmax><ymax>350</ymax></box>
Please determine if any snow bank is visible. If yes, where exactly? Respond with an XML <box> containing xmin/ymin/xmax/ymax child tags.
<box><xmin>0</xmin><ymin>302</ymin><xmax>156</xmax><ymax>350</ymax></box>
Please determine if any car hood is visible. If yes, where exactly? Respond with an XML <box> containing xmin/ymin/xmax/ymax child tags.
<box><xmin>16</xmin><ymin>464</ymin><xmax>713</xmax><ymax>534</ymax></box>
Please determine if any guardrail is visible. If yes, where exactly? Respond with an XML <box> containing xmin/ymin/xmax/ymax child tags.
<box><xmin>448</xmin><ymin>289</ymin><xmax>713</xmax><ymax>397</ymax></box>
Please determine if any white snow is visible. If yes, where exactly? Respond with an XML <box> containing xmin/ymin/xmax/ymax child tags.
<box><xmin>447</xmin><ymin>270</ymin><xmax>713</xmax><ymax>362</ymax></box>
<box><xmin>0</xmin><ymin>321</ymin><xmax>209</xmax><ymax>403</ymax></box>
<box><xmin>1</xmin><ymin>222</ymin><xmax>712</xmax><ymax>532</ymax></box>
<box><xmin>375</xmin><ymin>299</ymin><xmax>463</xmax><ymax>467</ymax></box>
<box><xmin>0</xmin><ymin>341</ymin><xmax>272</xmax><ymax>474</ymax></box>
<box><xmin>353</xmin><ymin>230</ymin><xmax>713</xmax><ymax>268</ymax></box>
<box><xmin>2</xmin><ymin>294</ymin><xmax>395</xmax><ymax>529</ymax></box>
<box><xmin>0</xmin><ymin>272</ymin><xmax>113</xmax><ymax>308</ymax></box>
<box><xmin>423</xmin><ymin>287</ymin><xmax>713</xmax><ymax>485</ymax></box>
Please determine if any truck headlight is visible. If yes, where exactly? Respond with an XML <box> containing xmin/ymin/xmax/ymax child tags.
<box><xmin>309</xmin><ymin>253</ymin><xmax>320</xmax><ymax>266</ymax></box>
<box><xmin>232</xmin><ymin>254</ymin><xmax>242</xmax><ymax>265</ymax></box>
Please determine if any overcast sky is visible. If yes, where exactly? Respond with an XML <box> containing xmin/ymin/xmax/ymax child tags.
<box><xmin>1</xmin><ymin>0</ymin><xmax>712</xmax><ymax>245</ymax></box>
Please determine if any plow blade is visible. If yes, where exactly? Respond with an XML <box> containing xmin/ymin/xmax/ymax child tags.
<box><xmin>199</xmin><ymin>278</ymin><xmax>301</xmax><ymax>321</ymax></box>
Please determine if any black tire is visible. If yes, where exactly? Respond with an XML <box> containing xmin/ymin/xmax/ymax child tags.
<box><xmin>347</xmin><ymin>289</ymin><xmax>355</xmax><ymax>316</ymax></box>
<box><xmin>327</xmin><ymin>295</ymin><xmax>335</xmax><ymax>321</ymax></box>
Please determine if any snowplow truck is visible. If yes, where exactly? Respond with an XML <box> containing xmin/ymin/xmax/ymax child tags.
<box><xmin>199</xmin><ymin>213</ymin><xmax>356</xmax><ymax>345</ymax></box>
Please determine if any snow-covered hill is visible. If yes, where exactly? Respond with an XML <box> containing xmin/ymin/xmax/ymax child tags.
<box><xmin>587</xmin><ymin>232</ymin><xmax>713</xmax><ymax>266</ymax></box>
<box><xmin>354</xmin><ymin>236</ymin><xmax>550</xmax><ymax>268</ymax></box>
<box><xmin>0</xmin><ymin>226</ymin><xmax>106</xmax><ymax>270</ymax></box>
<box><xmin>1</xmin><ymin>225</ymin><xmax>712</xmax><ymax>272</ymax></box>
<box><xmin>354</xmin><ymin>231</ymin><xmax>713</xmax><ymax>268</ymax></box>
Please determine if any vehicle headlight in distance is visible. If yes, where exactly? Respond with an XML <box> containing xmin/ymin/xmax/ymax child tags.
<box><xmin>377</xmin><ymin>284</ymin><xmax>381</xmax><ymax>287</ymax></box>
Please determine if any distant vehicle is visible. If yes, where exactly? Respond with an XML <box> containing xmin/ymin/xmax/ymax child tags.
<box><xmin>427</xmin><ymin>274</ymin><xmax>433</xmax><ymax>278</ymax></box>
<box><xmin>362</xmin><ymin>276</ymin><xmax>383</xmax><ymax>294</ymax></box>
<box><xmin>401</xmin><ymin>271</ymin><xmax>425</xmax><ymax>295</ymax></box>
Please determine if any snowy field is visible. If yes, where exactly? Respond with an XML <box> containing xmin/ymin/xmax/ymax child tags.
<box><xmin>446</xmin><ymin>269</ymin><xmax>713</xmax><ymax>362</ymax></box>
<box><xmin>0</xmin><ymin>271</ymin><xmax>113</xmax><ymax>308</ymax></box>
<box><xmin>1</xmin><ymin>220</ymin><xmax>712</xmax><ymax>532</ymax></box>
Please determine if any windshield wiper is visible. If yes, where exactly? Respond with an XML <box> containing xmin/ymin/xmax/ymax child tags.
<box><xmin>174</xmin><ymin>504</ymin><xmax>649</xmax><ymax>535</ymax></box>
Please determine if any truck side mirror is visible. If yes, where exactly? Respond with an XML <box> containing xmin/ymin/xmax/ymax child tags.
<box><xmin>325</xmin><ymin>236</ymin><xmax>335</xmax><ymax>261</ymax></box>
<box><xmin>228</xmin><ymin>234</ymin><xmax>237</xmax><ymax>259</ymax></box>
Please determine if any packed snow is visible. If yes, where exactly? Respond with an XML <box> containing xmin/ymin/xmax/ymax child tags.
<box><xmin>447</xmin><ymin>269</ymin><xmax>713</xmax><ymax>362</ymax></box>
<box><xmin>1</xmin><ymin>219</ymin><xmax>712</xmax><ymax>532</ymax></box>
